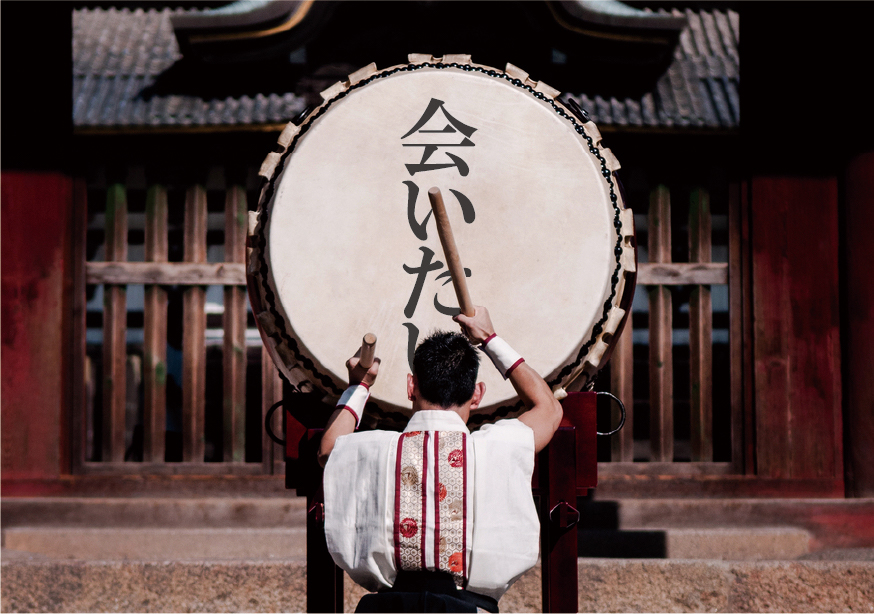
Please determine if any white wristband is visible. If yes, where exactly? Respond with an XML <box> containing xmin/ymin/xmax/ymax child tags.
<box><xmin>336</xmin><ymin>383</ymin><xmax>370</xmax><ymax>429</ymax></box>
<box><xmin>480</xmin><ymin>334</ymin><xmax>524</xmax><ymax>379</ymax></box>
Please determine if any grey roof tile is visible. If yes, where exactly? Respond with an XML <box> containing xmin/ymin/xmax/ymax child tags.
<box><xmin>701</xmin><ymin>11</ymin><xmax>725</xmax><ymax>58</ymax></box>
<box><xmin>266</xmin><ymin>93</ymin><xmax>285</xmax><ymax>123</ymax></box>
<box><xmin>696</xmin><ymin>74</ymin><xmax>719</xmax><ymax>127</ymax></box>
<box><xmin>667</xmin><ymin>61</ymin><xmax>692</xmax><ymax>125</ymax></box>
<box><xmin>221</xmin><ymin>97</ymin><xmax>239</xmax><ymax>124</ymax></box>
<box><xmin>595</xmin><ymin>95</ymin><xmax>612</xmax><ymax>124</ymax></box>
<box><xmin>72</xmin><ymin>6</ymin><xmax>738</xmax><ymax>132</ymax></box>
<box><xmin>728</xmin><ymin>9</ymin><xmax>740</xmax><ymax>46</ymax></box>
<box><xmin>640</xmin><ymin>93</ymin><xmax>658</xmax><ymax>127</ymax></box>
<box><xmin>689</xmin><ymin>9</ymin><xmax>713</xmax><ymax>58</ymax></box>
<box><xmin>708</xmin><ymin>77</ymin><xmax>733</xmax><ymax>128</ymax></box>
<box><xmin>714</xmin><ymin>11</ymin><xmax>737</xmax><ymax>63</ymax></box>
<box><xmin>610</xmin><ymin>97</ymin><xmax>628</xmax><ymax>126</ymax></box>
<box><xmin>624</xmin><ymin>97</ymin><xmax>642</xmax><ymax>126</ymax></box>
<box><xmin>679</xmin><ymin>11</ymin><xmax>701</xmax><ymax>57</ymax></box>
<box><xmin>724</xmin><ymin>78</ymin><xmax>740</xmax><ymax>126</ymax></box>
<box><xmin>239</xmin><ymin>96</ymin><xmax>255</xmax><ymax>124</ymax></box>
<box><xmin>655</xmin><ymin>75</ymin><xmax>675</xmax><ymax>127</ymax></box>
<box><xmin>72</xmin><ymin>74</ymin><xmax>95</xmax><ymax>124</ymax></box>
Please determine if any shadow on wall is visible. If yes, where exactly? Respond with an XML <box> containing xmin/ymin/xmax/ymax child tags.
<box><xmin>575</xmin><ymin>498</ymin><xmax>669</xmax><ymax>558</ymax></box>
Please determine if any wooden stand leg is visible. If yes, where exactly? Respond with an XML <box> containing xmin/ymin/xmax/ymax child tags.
<box><xmin>279</xmin><ymin>389</ymin><xmax>346</xmax><ymax>613</ymax></box>
<box><xmin>306</xmin><ymin>485</ymin><xmax>343</xmax><ymax>612</ymax></box>
<box><xmin>295</xmin><ymin>426</ymin><xmax>344</xmax><ymax>613</ymax></box>
<box><xmin>539</xmin><ymin>420</ymin><xmax>579</xmax><ymax>613</ymax></box>
<box><xmin>538</xmin><ymin>390</ymin><xmax>597</xmax><ymax>613</ymax></box>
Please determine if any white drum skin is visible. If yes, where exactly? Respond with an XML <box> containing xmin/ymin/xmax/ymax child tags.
<box><xmin>249</xmin><ymin>59</ymin><xmax>635</xmax><ymax>428</ymax></box>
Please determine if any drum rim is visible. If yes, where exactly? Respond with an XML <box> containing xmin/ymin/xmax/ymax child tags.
<box><xmin>251</xmin><ymin>58</ymin><xmax>630</xmax><ymax>429</ymax></box>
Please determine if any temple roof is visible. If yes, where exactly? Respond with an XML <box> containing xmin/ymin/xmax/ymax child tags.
<box><xmin>73</xmin><ymin>2</ymin><xmax>738</xmax><ymax>133</ymax></box>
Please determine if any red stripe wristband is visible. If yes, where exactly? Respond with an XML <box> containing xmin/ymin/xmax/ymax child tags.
<box><xmin>480</xmin><ymin>335</ymin><xmax>524</xmax><ymax>379</ymax></box>
<box><xmin>336</xmin><ymin>384</ymin><xmax>369</xmax><ymax>429</ymax></box>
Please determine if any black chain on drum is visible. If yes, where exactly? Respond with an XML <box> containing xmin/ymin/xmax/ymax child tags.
<box><xmin>256</xmin><ymin>61</ymin><xmax>624</xmax><ymax>429</ymax></box>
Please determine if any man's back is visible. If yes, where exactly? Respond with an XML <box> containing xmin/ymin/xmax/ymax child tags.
<box><xmin>324</xmin><ymin>410</ymin><xmax>539</xmax><ymax>601</ymax></box>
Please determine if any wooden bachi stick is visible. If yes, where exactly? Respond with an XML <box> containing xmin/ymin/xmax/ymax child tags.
<box><xmin>427</xmin><ymin>187</ymin><xmax>475</xmax><ymax>317</ymax></box>
<box><xmin>359</xmin><ymin>333</ymin><xmax>377</xmax><ymax>369</ymax></box>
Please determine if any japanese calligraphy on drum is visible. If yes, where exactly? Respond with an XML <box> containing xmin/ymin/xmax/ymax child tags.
<box><xmin>248</xmin><ymin>55</ymin><xmax>636</xmax><ymax>429</ymax></box>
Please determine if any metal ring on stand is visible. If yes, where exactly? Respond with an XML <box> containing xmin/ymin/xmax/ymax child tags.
<box><xmin>265</xmin><ymin>400</ymin><xmax>286</xmax><ymax>446</ymax></box>
<box><xmin>596</xmin><ymin>391</ymin><xmax>627</xmax><ymax>436</ymax></box>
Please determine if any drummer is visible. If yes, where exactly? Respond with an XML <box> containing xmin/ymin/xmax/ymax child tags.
<box><xmin>318</xmin><ymin>305</ymin><xmax>563</xmax><ymax>613</ymax></box>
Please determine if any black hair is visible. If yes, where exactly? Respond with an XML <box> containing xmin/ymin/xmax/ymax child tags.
<box><xmin>413</xmin><ymin>331</ymin><xmax>480</xmax><ymax>408</ymax></box>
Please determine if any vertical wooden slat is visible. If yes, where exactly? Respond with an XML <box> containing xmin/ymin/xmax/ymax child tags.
<box><xmin>125</xmin><ymin>355</ymin><xmax>143</xmax><ymax>458</ymax></box>
<box><xmin>728</xmin><ymin>181</ymin><xmax>746</xmax><ymax>473</ymax></box>
<box><xmin>610</xmin><ymin>319</ymin><xmax>634</xmax><ymax>461</ymax></box>
<box><xmin>262</xmin><ymin>348</ymin><xmax>285</xmax><ymax>474</ymax></box>
<box><xmin>689</xmin><ymin>189</ymin><xmax>713</xmax><ymax>461</ymax></box>
<box><xmin>72</xmin><ymin>179</ymin><xmax>88</xmax><ymax>470</ymax></box>
<box><xmin>102</xmin><ymin>184</ymin><xmax>127</xmax><ymax>462</ymax></box>
<box><xmin>224</xmin><ymin>185</ymin><xmax>248</xmax><ymax>462</ymax></box>
<box><xmin>143</xmin><ymin>185</ymin><xmax>168</xmax><ymax>462</ymax></box>
<box><xmin>84</xmin><ymin>356</ymin><xmax>96</xmax><ymax>462</ymax></box>
<box><xmin>182</xmin><ymin>185</ymin><xmax>207</xmax><ymax>462</ymax></box>
<box><xmin>648</xmin><ymin>185</ymin><xmax>673</xmax><ymax>462</ymax></box>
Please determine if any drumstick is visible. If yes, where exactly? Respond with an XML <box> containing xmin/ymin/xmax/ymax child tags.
<box><xmin>359</xmin><ymin>333</ymin><xmax>377</xmax><ymax>369</ymax></box>
<box><xmin>427</xmin><ymin>187</ymin><xmax>475</xmax><ymax>317</ymax></box>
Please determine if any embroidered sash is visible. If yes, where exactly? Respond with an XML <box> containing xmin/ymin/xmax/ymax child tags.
<box><xmin>394</xmin><ymin>430</ymin><xmax>468</xmax><ymax>586</ymax></box>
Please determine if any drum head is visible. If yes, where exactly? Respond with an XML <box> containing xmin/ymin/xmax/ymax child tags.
<box><xmin>249</xmin><ymin>57</ymin><xmax>635</xmax><ymax>428</ymax></box>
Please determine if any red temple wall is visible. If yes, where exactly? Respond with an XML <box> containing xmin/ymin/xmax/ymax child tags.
<box><xmin>750</xmin><ymin>176</ymin><xmax>843</xmax><ymax>480</ymax></box>
<box><xmin>1</xmin><ymin>172</ymin><xmax>72</xmax><ymax>480</ymax></box>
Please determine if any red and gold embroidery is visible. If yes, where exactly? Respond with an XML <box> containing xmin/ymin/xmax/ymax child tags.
<box><xmin>394</xmin><ymin>429</ymin><xmax>468</xmax><ymax>587</ymax></box>
<box><xmin>436</xmin><ymin>431</ymin><xmax>466</xmax><ymax>585</ymax></box>
<box><xmin>400</xmin><ymin>518</ymin><xmax>418</xmax><ymax>538</ymax></box>
<box><xmin>448</xmin><ymin>552</ymin><xmax>464</xmax><ymax>573</ymax></box>
<box><xmin>395</xmin><ymin>431</ymin><xmax>426</xmax><ymax>571</ymax></box>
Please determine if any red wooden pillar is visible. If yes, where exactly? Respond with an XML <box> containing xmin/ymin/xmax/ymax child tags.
<box><xmin>750</xmin><ymin>177</ymin><xmax>843</xmax><ymax>484</ymax></box>
<box><xmin>1</xmin><ymin>172</ymin><xmax>73</xmax><ymax>487</ymax></box>
<box><xmin>845</xmin><ymin>151</ymin><xmax>874</xmax><ymax>496</ymax></box>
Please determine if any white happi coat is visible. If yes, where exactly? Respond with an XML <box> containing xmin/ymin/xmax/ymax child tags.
<box><xmin>323</xmin><ymin>410</ymin><xmax>540</xmax><ymax>601</ymax></box>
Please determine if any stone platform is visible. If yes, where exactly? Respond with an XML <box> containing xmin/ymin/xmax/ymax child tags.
<box><xmin>3</xmin><ymin>496</ymin><xmax>873</xmax><ymax>612</ymax></box>
<box><xmin>3</xmin><ymin>556</ymin><xmax>874</xmax><ymax>613</ymax></box>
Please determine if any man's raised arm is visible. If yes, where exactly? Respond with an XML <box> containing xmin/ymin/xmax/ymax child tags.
<box><xmin>454</xmin><ymin>306</ymin><xmax>563</xmax><ymax>453</ymax></box>
<box><xmin>317</xmin><ymin>351</ymin><xmax>380</xmax><ymax>467</ymax></box>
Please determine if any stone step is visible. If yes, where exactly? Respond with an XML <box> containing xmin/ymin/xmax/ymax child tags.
<box><xmin>4</xmin><ymin>496</ymin><xmax>873</xmax><ymax>537</ymax></box>
<box><xmin>0</xmin><ymin>497</ymin><xmax>308</xmax><ymax>529</ymax></box>
<box><xmin>4</xmin><ymin>496</ymin><xmax>872</xmax><ymax>561</ymax></box>
<box><xmin>2</xmin><ymin>527</ymin><xmax>306</xmax><ymax>561</ymax></box>
<box><xmin>3</xmin><ymin>557</ymin><xmax>873</xmax><ymax>613</ymax></box>
<box><xmin>3</xmin><ymin>524</ymin><xmax>812</xmax><ymax>562</ymax></box>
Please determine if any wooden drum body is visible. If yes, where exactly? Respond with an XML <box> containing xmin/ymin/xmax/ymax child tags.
<box><xmin>247</xmin><ymin>54</ymin><xmax>636</xmax><ymax>429</ymax></box>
